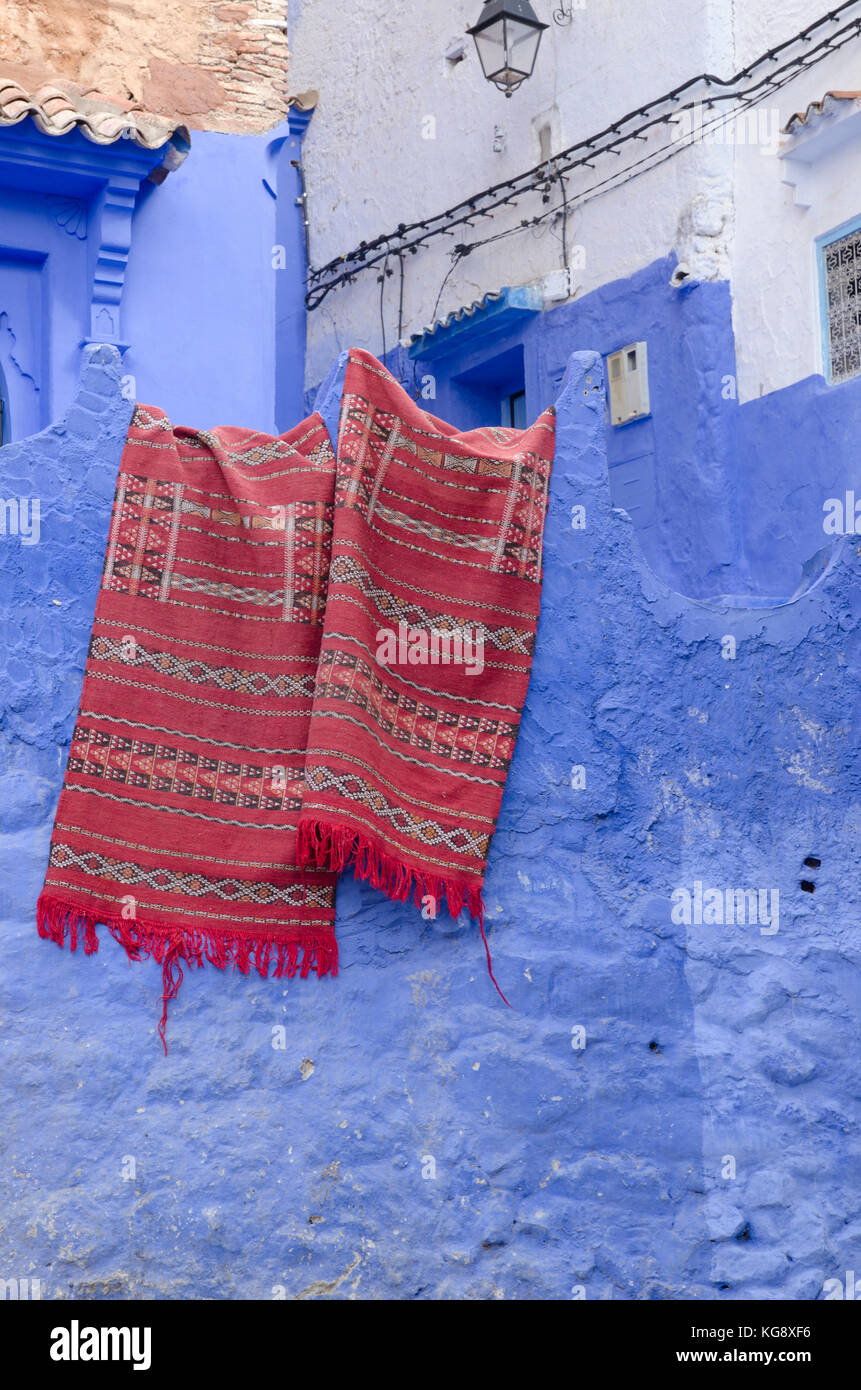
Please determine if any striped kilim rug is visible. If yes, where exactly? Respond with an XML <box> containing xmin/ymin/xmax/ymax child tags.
<box><xmin>37</xmin><ymin>349</ymin><xmax>555</xmax><ymax>1046</ymax></box>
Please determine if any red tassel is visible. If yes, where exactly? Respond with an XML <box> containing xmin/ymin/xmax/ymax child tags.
<box><xmin>296</xmin><ymin>817</ymin><xmax>511</xmax><ymax>1006</ymax></box>
<box><xmin>36</xmin><ymin>893</ymin><xmax>338</xmax><ymax>1052</ymax></box>
<box><xmin>478</xmin><ymin>919</ymin><xmax>512</xmax><ymax>1008</ymax></box>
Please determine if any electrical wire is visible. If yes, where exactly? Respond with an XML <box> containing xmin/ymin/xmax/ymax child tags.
<box><xmin>442</xmin><ymin>74</ymin><xmax>807</xmax><ymax>264</ymax></box>
<box><xmin>397</xmin><ymin>252</ymin><xmax>405</xmax><ymax>345</ymax></box>
<box><xmin>379</xmin><ymin>252</ymin><xmax>390</xmax><ymax>363</ymax></box>
<box><xmin>403</xmin><ymin>74</ymin><xmax>813</xmax><ymax>348</ymax></box>
<box><xmin>306</xmin><ymin>1</ymin><xmax>861</xmax><ymax>309</ymax></box>
<box><xmin>429</xmin><ymin>252</ymin><xmax>465</xmax><ymax>328</ymax></box>
<box><xmin>558</xmin><ymin>169</ymin><xmax>569</xmax><ymax>269</ymax></box>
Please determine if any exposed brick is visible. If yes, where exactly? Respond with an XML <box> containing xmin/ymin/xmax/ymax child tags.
<box><xmin>0</xmin><ymin>0</ymin><xmax>290</xmax><ymax>134</ymax></box>
<box><xmin>143</xmin><ymin>58</ymin><xmax>226</xmax><ymax>120</ymax></box>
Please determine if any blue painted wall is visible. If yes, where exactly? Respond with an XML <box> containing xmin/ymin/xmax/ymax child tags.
<box><xmin>123</xmin><ymin>128</ymin><xmax>306</xmax><ymax>434</ymax></box>
<box><xmin>402</xmin><ymin>256</ymin><xmax>741</xmax><ymax>600</ymax></box>
<box><xmin>0</xmin><ymin>182</ymin><xmax>91</xmax><ymax>439</ymax></box>
<box><xmin>527</xmin><ymin>257</ymin><xmax>742</xmax><ymax>600</ymax></box>
<box><xmin>0</xmin><ymin>120</ymin><xmax>309</xmax><ymax>441</ymax></box>
<box><xmin>403</xmin><ymin>254</ymin><xmax>861</xmax><ymax>604</ymax></box>
<box><xmin>738</xmin><ymin>369</ymin><xmax>861</xmax><ymax>598</ymax></box>
<box><xmin>2</xmin><ymin>343</ymin><xmax>859</xmax><ymax>1299</ymax></box>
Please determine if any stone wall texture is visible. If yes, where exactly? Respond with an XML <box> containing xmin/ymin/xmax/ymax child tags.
<box><xmin>0</xmin><ymin>0</ymin><xmax>289</xmax><ymax>132</ymax></box>
<box><xmin>1</xmin><ymin>345</ymin><xmax>859</xmax><ymax>1299</ymax></box>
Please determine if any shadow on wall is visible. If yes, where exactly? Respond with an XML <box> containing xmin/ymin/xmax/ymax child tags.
<box><xmin>0</xmin><ymin>343</ymin><xmax>858</xmax><ymax>1299</ymax></box>
<box><xmin>392</xmin><ymin>253</ymin><xmax>860</xmax><ymax>606</ymax></box>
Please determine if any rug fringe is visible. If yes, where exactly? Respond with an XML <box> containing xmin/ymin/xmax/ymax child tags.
<box><xmin>296</xmin><ymin>818</ymin><xmax>510</xmax><ymax>1006</ymax></box>
<box><xmin>36</xmin><ymin>893</ymin><xmax>338</xmax><ymax>1053</ymax></box>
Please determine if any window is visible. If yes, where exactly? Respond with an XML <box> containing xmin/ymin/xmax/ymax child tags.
<box><xmin>445</xmin><ymin>343</ymin><xmax>527</xmax><ymax>430</ymax></box>
<box><xmin>818</xmin><ymin>217</ymin><xmax>861</xmax><ymax>384</ymax></box>
<box><xmin>502</xmin><ymin>388</ymin><xmax>527</xmax><ymax>429</ymax></box>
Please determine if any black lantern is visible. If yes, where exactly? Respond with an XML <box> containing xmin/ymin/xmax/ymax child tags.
<box><xmin>467</xmin><ymin>0</ymin><xmax>549</xmax><ymax>97</ymax></box>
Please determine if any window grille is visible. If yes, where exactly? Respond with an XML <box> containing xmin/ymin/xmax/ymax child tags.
<box><xmin>823</xmin><ymin>224</ymin><xmax>861</xmax><ymax>384</ymax></box>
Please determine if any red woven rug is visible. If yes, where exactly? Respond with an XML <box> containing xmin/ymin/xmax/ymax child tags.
<box><xmin>37</xmin><ymin>350</ymin><xmax>555</xmax><ymax>1046</ymax></box>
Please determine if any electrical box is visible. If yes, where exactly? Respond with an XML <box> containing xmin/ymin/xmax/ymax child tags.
<box><xmin>541</xmin><ymin>267</ymin><xmax>572</xmax><ymax>303</ymax></box>
<box><xmin>606</xmin><ymin>341</ymin><xmax>650</xmax><ymax>426</ymax></box>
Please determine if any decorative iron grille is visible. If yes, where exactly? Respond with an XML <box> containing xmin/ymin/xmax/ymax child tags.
<box><xmin>824</xmin><ymin>225</ymin><xmax>861</xmax><ymax>384</ymax></box>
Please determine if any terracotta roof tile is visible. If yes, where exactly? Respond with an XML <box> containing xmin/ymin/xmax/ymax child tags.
<box><xmin>782</xmin><ymin>90</ymin><xmax>861</xmax><ymax>135</ymax></box>
<box><xmin>0</xmin><ymin>74</ymin><xmax>189</xmax><ymax>178</ymax></box>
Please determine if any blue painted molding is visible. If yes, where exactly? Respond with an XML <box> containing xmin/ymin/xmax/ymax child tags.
<box><xmin>272</xmin><ymin>115</ymin><xmax>316</xmax><ymax>434</ymax></box>
<box><xmin>408</xmin><ymin>284</ymin><xmax>543</xmax><ymax>360</ymax></box>
<box><xmin>0</xmin><ymin>121</ymin><xmax>181</xmax><ymax>357</ymax></box>
<box><xmin>287</xmin><ymin>102</ymin><xmax>316</xmax><ymax>139</ymax></box>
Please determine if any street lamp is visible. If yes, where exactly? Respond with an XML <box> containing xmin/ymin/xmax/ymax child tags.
<box><xmin>467</xmin><ymin>0</ymin><xmax>549</xmax><ymax>97</ymax></box>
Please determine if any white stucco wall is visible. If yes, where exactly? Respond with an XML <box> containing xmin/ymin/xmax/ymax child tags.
<box><xmin>290</xmin><ymin>0</ymin><xmax>861</xmax><ymax>402</ymax></box>
<box><xmin>731</xmin><ymin>43</ymin><xmax>861</xmax><ymax>400</ymax></box>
